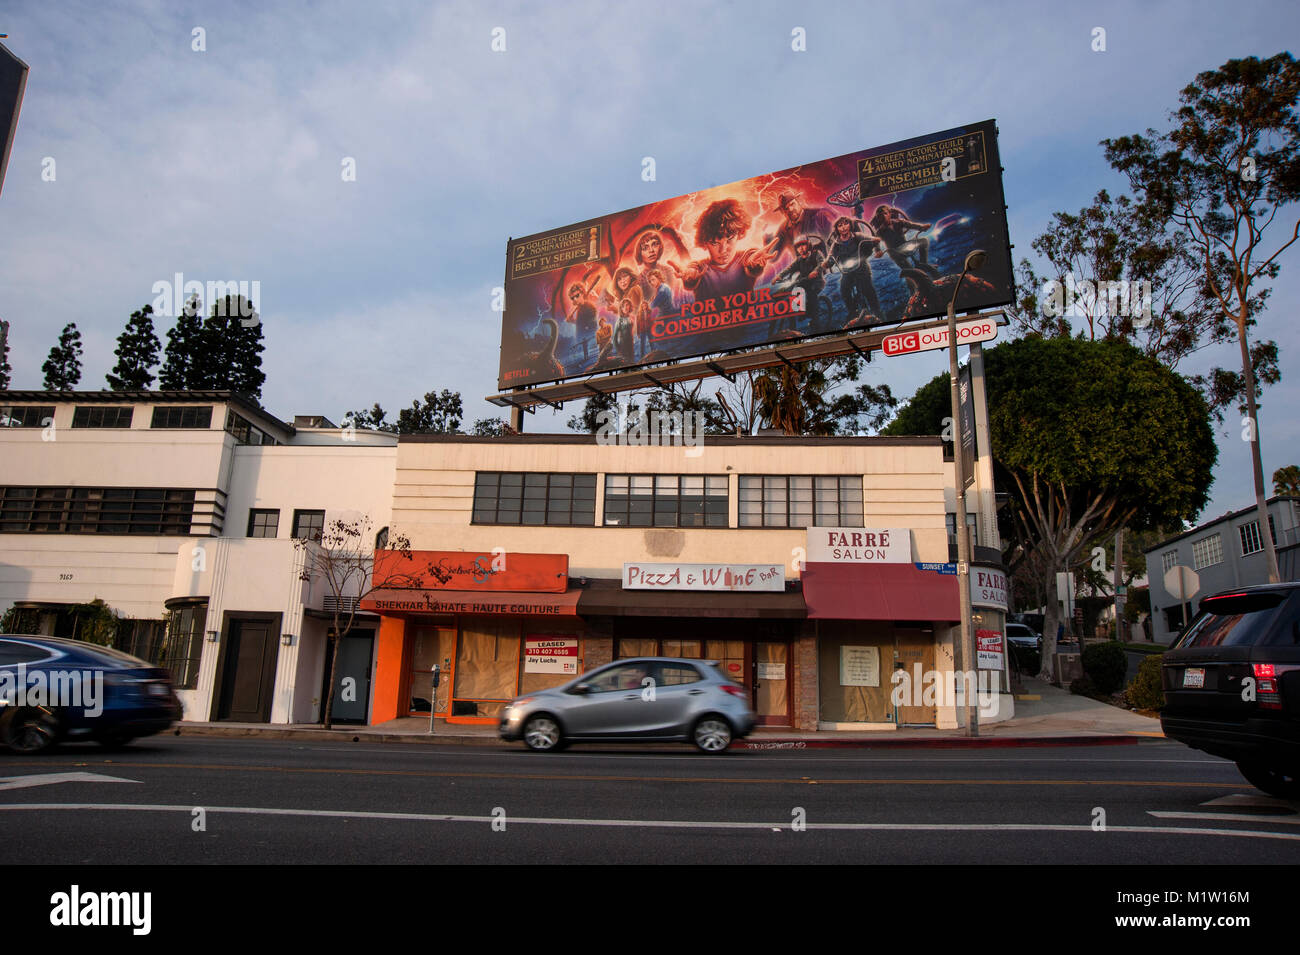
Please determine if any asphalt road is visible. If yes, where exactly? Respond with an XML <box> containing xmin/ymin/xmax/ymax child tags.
<box><xmin>2</xmin><ymin>735</ymin><xmax>1297</xmax><ymax>864</ymax></box>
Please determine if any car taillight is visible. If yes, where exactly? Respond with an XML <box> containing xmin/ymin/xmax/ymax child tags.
<box><xmin>720</xmin><ymin>684</ymin><xmax>745</xmax><ymax>698</ymax></box>
<box><xmin>1253</xmin><ymin>663</ymin><xmax>1282</xmax><ymax>710</ymax></box>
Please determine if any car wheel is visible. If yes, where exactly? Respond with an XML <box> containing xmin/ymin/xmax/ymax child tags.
<box><xmin>692</xmin><ymin>715</ymin><xmax>732</xmax><ymax>753</ymax></box>
<box><xmin>1236</xmin><ymin>761</ymin><xmax>1300</xmax><ymax>799</ymax></box>
<box><xmin>4</xmin><ymin>708</ymin><xmax>60</xmax><ymax>754</ymax></box>
<box><xmin>522</xmin><ymin>714</ymin><xmax>563</xmax><ymax>752</ymax></box>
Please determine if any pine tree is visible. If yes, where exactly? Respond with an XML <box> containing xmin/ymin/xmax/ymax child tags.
<box><xmin>42</xmin><ymin>322</ymin><xmax>83</xmax><ymax>390</ymax></box>
<box><xmin>159</xmin><ymin>296</ymin><xmax>203</xmax><ymax>390</ymax></box>
<box><xmin>0</xmin><ymin>321</ymin><xmax>11</xmax><ymax>390</ymax></box>
<box><xmin>106</xmin><ymin>304</ymin><xmax>161</xmax><ymax>390</ymax></box>
<box><xmin>200</xmin><ymin>295</ymin><xmax>265</xmax><ymax>400</ymax></box>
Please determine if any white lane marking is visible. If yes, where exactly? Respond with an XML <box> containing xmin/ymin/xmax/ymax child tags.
<box><xmin>0</xmin><ymin>773</ymin><xmax>141</xmax><ymax>792</ymax></box>
<box><xmin>1150</xmin><ymin>811</ymin><xmax>1300</xmax><ymax>826</ymax></box>
<box><xmin>3</xmin><ymin>803</ymin><xmax>1299</xmax><ymax>841</ymax></box>
<box><xmin>1200</xmin><ymin>793</ymin><xmax>1298</xmax><ymax>809</ymax></box>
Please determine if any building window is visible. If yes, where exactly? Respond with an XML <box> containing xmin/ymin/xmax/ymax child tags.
<box><xmin>1192</xmin><ymin>533</ymin><xmax>1223</xmax><ymax>570</ymax></box>
<box><xmin>473</xmin><ymin>472</ymin><xmax>596</xmax><ymax>526</ymax></box>
<box><xmin>0</xmin><ymin>486</ymin><xmax>195</xmax><ymax>535</ymax></box>
<box><xmin>72</xmin><ymin>406</ymin><xmax>134</xmax><ymax>428</ymax></box>
<box><xmin>226</xmin><ymin>409</ymin><xmax>277</xmax><ymax>446</ymax></box>
<box><xmin>1239</xmin><ymin>521</ymin><xmax>1263</xmax><ymax>557</ymax></box>
<box><xmin>1268</xmin><ymin>513</ymin><xmax>1277</xmax><ymax>546</ymax></box>
<box><xmin>1161</xmin><ymin>550</ymin><xmax>1178</xmax><ymax>574</ymax></box>
<box><xmin>603</xmin><ymin>474</ymin><xmax>728</xmax><ymax>528</ymax></box>
<box><xmin>247</xmin><ymin>509</ymin><xmax>279</xmax><ymax>538</ymax></box>
<box><xmin>739</xmin><ymin>475</ymin><xmax>863</xmax><ymax>528</ymax></box>
<box><xmin>151</xmin><ymin>406</ymin><xmax>213</xmax><ymax>429</ymax></box>
<box><xmin>292</xmin><ymin>509</ymin><xmax>325</xmax><ymax>541</ymax></box>
<box><xmin>0</xmin><ymin>406</ymin><xmax>54</xmax><ymax>428</ymax></box>
<box><xmin>115</xmin><ymin>619</ymin><xmax>166</xmax><ymax>663</ymax></box>
<box><xmin>161</xmin><ymin>605</ymin><xmax>206</xmax><ymax>689</ymax></box>
<box><xmin>946</xmin><ymin>512</ymin><xmax>979</xmax><ymax>548</ymax></box>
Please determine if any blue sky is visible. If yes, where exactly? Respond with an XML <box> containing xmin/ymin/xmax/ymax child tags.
<box><xmin>2</xmin><ymin>0</ymin><xmax>1298</xmax><ymax>523</ymax></box>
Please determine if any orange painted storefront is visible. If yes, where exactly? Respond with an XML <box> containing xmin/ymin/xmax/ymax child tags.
<box><xmin>365</xmin><ymin>551</ymin><xmax>584</xmax><ymax>725</ymax></box>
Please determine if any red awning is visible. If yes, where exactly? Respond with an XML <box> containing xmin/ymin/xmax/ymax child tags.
<box><xmin>360</xmin><ymin>589</ymin><xmax>580</xmax><ymax>616</ymax></box>
<box><xmin>801</xmin><ymin>563</ymin><xmax>959</xmax><ymax>621</ymax></box>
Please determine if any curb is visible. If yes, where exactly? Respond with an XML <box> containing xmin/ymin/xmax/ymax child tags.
<box><xmin>172</xmin><ymin>725</ymin><xmax>1146</xmax><ymax>750</ymax></box>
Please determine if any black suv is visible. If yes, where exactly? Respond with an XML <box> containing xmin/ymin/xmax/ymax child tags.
<box><xmin>1160</xmin><ymin>583</ymin><xmax>1300</xmax><ymax>798</ymax></box>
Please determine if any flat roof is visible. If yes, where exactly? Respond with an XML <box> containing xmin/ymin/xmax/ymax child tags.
<box><xmin>0</xmin><ymin>389</ymin><xmax>295</xmax><ymax>436</ymax></box>
<box><xmin>1144</xmin><ymin>495</ymin><xmax>1300</xmax><ymax>554</ymax></box>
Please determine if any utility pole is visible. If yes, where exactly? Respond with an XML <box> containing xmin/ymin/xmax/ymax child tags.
<box><xmin>1113</xmin><ymin>528</ymin><xmax>1126</xmax><ymax>642</ymax></box>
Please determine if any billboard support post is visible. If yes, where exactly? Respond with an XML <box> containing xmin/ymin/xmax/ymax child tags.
<box><xmin>947</xmin><ymin>251</ymin><xmax>986</xmax><ymax>737</ymax></box>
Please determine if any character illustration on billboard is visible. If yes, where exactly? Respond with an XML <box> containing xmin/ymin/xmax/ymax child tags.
<box><xmin>824</xmin><ymin>215</ymin><xmax>884</xmax><ymax>325</ymax></box>
<box><xmin>766</xmin><ymin>191</ymin><xmax>835</xmax><ymax>269</ymax></box>
<box><xmin>869</xmin><ymin>204</ymin><xmax>941</xmax><ymax>277</ymax></box>
<box><xmin>773</xmin><ymin>236</ymin><xmax>829</xmax><ymax>335</ymax></box>
<box><xmin>680</xmin><ymin>199</ymin><xmax>773</xmax><ymax>301</ymax></box>
<box><xmin>500</xmin><ymin>121</ymin><xmax>1015</xmax><ymax>389</ymax></box>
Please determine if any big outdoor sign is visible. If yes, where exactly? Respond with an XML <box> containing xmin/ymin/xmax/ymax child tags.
<box><xmin>881</xmin><ymin>317</ymin><xmax>1000</xmax><ymax>356</ymax></box>
<box><xmin>499</xmin><ymin>120</ymin><xmax>1013</xmax><ymax>389</ymax></box>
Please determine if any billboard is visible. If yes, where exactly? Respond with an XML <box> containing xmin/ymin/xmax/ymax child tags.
<box><xmin>499</xmin><ymin>120</ymin><xmax>1012</xmax><ymax>389</ymax></box>
<box><xmin>0</xmin><ymin>41</ymin><xmax>30</xmax><ymax>198</ymax></box>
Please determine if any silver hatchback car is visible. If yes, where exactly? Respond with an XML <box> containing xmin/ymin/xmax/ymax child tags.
<box><xmin>499</xmin><ymin>657</ymin><xmax>756</xmax><ymax>753</ymax></box>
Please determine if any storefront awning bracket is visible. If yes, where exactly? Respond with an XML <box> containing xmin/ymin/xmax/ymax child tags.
<box><xmin>705</xmin><ymin>361</ymin><xmax>735</xmax><ymax>383</ymax></box>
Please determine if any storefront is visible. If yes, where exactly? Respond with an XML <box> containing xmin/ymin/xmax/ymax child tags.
<box><xmin>365</xmin><ymin>551</ymin><xmax>585</xmax><ymax>724</ymax></box>
<box><xmin>576</xmin><ymin>563</ymin><xmax>807</xmax><ymax>726</ymax></box>
<box><xmin>801</xmin><ymin>527</ymin><xmax>961</xmax><ymax>729</ymax></box>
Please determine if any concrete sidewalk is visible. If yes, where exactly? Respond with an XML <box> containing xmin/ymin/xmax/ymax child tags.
<box><xmin>172</xmin><ymin>678</ymin><xmax>1162</xmax><ymax>749</ymax></box>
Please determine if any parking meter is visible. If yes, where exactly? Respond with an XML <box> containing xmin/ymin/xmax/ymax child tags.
<box><xmin>428</xmin><ymin>664</ymin><xmax>441</xmax><ymax>734</ymax></box>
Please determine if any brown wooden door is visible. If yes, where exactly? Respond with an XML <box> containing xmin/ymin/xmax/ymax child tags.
<box><xmin>755</xmin><ymin>641</ymin><xmax>790</xmax><ymax>725</ymax></box>
<box><xmin>407</xmin><ymin>626</ymin><xmax>455</xmax><ymax>717</ymax></box>
<box><xmin>894</xmin><ymin>633</ymin><xmax>936</xmax><ymax>725</ymax></box>
<box><xmin>216</xmin><ymin>619</ymin><xmax>278</xmax><ymax>722</ymax></box>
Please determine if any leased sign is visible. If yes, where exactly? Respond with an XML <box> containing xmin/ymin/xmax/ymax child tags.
<box><xmin>881</xmin><ymin>318</ymin><xmax>999</xmax><ymax>356</ymax></box>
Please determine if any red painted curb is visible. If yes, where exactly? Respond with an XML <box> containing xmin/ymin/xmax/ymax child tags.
<box><xmin>736</xmin><ymin>735</ymin><xmax>1142</xmax><ymax>750</ymax></box>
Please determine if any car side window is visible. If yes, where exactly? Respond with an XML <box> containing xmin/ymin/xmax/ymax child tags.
<box><xmin>587</xmin><ymin>663</ymin><xmax>651</xmax><ymax>693</ymax></box>
<box><xmin>0</xmin><ymin>642</ymin><xmax>53</xmax><ymax>665</ymax></box>
<box><xmin>659</xmin><ymin>663</ymin><xmax>703</xmax><ymax>686</ymax></box>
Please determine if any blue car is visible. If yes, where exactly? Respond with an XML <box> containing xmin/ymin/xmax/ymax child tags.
<box><xmin>0</xmin><ymin>634</ymin><xmax>181</xmax><ymax>754</ymax></box>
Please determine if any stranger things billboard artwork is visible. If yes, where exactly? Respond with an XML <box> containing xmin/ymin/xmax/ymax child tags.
<box><xmin>499</xmin><ymin>120</ymin><xmax>1012</xmax><ymax>389</ymax></box>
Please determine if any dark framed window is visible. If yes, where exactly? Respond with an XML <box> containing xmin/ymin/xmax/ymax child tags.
<box><xmin>473</xmin><ymin>472</ymin><xmax>596</xmax><ymax>526</ymax></box>
<box><xmin>115</xmin><ymin>619</ymin><xmax>166</xmax><ymax>663</ymax></box>
<box><xmin>151</xmin><ymin>406</ymin><xmax>213</xmax><ymax>429</ymax></box>
<box><xmin>603</xmin><ymin>474</ymin><xmax>728</xmax><ymax>528</ymax></box>
<box><xmin>72</xmin><ymin>406</ymin><xmax>134</xmax><ymax>428</ymax></box>
<box><xmin>160</xmin><ymin>605</ymin><xmax>206</xmax><ymax>689</ymax></box>
<box><xmin>247</xmin><ymin>509</ymin><xmax>279</xmax><ymax>538</ymax></box>
<box><xmin>946</xmin><ymin>512</ymin><xmax>978</xmax><ymax>548</ymax></box>
<box><xmin>292</xmin><ymin>509</ymin><xmax>325</xmax><ymax>541</ymax></box>
<box><xmin>0</xmin><ymin>486</ymin><xmax>195</xmax><ymax>535</ymax></box>
<box><xmin>738</xmin><ymin>475</ymin><xmax>863</xmax><ymax>528</ymax></box>
<box><xmin>1</xmin><ymin>406</ymin><xmax>54</xmax><ymax>428</ymax></box>
<box><xmin>225</xmin><ymin>410</ymin><xmax>277</xmax><ymax>446</ymax></box>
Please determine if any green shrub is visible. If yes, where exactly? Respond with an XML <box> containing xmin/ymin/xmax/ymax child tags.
<box><xmin>1070</xmin><ymin>673</ymin><xmax>1095</xmax><ymax>696</ymax></box>
<box><xmin>1126</xmin><ymin>654</ymin><xmax>1165</xmax><ymax>711</ymax></box>
<box><xmin>1082</xmin><ymin>641</ymin><xmax>1128</xmax><ymax>695</ymax></box>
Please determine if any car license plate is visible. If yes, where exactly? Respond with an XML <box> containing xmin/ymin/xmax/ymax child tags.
<box><xmin>1183</xmin><ymin>668</ymin><xmax>1205</xmax><ymax>688</ymax></box>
